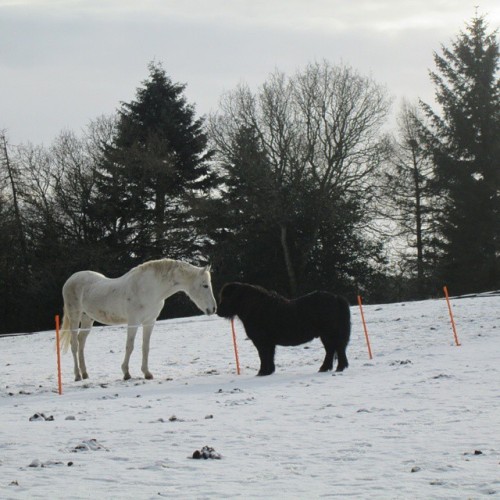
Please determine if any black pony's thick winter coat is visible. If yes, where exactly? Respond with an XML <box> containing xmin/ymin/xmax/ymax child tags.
<box><xmin>217</xmin><ymin>282</ymin><xmax>351</xmax><ymax>376</ymax></box>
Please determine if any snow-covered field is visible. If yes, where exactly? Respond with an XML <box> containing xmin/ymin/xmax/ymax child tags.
<box><xmin>1</xmin><ymin>294</ymin><xmax>499</xmax><ymax>499</ymax></box>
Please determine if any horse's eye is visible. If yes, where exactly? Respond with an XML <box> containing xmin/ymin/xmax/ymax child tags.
<box><xmin>202</xmin><ymin>285</ymin><xmax>209</xmax><ymax>289</ymax></box>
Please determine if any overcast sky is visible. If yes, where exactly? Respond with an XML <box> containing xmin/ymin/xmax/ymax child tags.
<box><xmin>1</xmin><ymin>0</ymin><xmax>499</xmax><ymax>145</ymax></box>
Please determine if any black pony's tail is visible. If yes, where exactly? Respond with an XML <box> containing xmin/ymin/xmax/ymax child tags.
<box><xmin>337</xmin><ymin>295</ymin><xmax>351</xmax><ymax>348</ymax></box>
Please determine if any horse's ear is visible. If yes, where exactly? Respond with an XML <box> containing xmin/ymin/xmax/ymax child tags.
<box><xmin>199</xmin><ymin>264</ymin><xmax>211</xmax><ymax>274</ymax></box>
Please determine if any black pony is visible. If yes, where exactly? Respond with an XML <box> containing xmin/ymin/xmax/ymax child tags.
<box><xmin>217</xmin><ymin>282</ymin><xmax>351</xmax><ymax>376</ymax></box>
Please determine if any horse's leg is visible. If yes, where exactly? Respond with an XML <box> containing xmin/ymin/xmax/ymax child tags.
<box><xmin>69</xmin><ymin>315</ymin><xmax>82</xmax><ymax>381</ymax></box>
<box><xmin>141</xmin><ymin>322</ymin><xmax>155</xmax><ymax>380</ymax></box>
<box><xmin>121</xmin><ymin>324</ymin><xmax>139</xmax><ymax>380</ymax></box>
<box><xmin>335</xmin><ymin>345</ymin><xmax>349</xmax><ymax>372</ymax></box>
<box><xmin>78</xmin><ymin>314</ymin><xmax>94</xmax><ymax>379</ymax></box>
<box><xmin>319</xmin><ymin>334</ymin><xmax>335</xmax><ymax>372</ymax></box>
<box><xmin>254</xmin><ymin>341</ymin><xmax>276</xmax><ymax>376</ymax></box>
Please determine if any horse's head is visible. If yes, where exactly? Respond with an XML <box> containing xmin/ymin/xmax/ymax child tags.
<box><xmin>216</xmin><ymin>282</ymin><xmax>247</xmax><ymax>319</ymax></box>
<box><xmin>188</xmin><ymin>265</ymin><xmax>217</xmax><ymax>315</ymax></box>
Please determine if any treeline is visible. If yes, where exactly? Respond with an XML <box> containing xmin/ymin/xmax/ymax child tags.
<box><xmin>1</xmin><ymin>14</ymin><xmax>498</xmax><ymax>334</ymax></box>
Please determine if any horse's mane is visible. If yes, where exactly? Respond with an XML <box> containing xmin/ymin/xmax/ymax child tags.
<box><xmin>132</xmin><ymin>259</ymin><xmax>202</xmax><ymax>280</ymax></box>
<box><xmin>236</xmin><ymin>282</ymin><xmax>290</xmax><ymax>304</ymax></box>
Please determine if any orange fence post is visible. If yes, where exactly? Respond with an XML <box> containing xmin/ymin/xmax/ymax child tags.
<box><xmin>443</xmin><ymin>286</ymin><xmax>461</xmax><ymax>346</ymax></box>
<box><xmin>357</xmin><ymin>295</ymin><xmax>373</xmax><ymax>360</ymax></box>
<box><xmin>55</xmin><ymin>315</ymin><xmax>63</xmax><ymax>395</ymax></box>
<box><xmin>230</xmin><ymin>318</ymin><xmax>241</xmax><ymax>375</ymax></box>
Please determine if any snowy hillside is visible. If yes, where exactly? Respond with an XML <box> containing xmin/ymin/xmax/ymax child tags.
<box><xmin>1</xmin><ymin>294</ymin><xmax>499</xmax><ymax>499</ymax></box>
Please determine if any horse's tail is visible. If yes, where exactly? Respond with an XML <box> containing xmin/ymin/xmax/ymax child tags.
<box><xmin>59</xmin><ymin>306</ymin><xmax>72</xmax><ymax>354</ymax></box>
<box><xmin>332</xmin><ymin>295</ymin><xmax>351</xmax><ymax>371</ymax></box>
<box><xmin>337</xmin><ymin>296</ymin><xmax>351</xmax><ymax>346</ymax></box>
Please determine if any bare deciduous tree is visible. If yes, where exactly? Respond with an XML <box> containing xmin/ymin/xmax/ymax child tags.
<box><xmin>382</xmin><ymin>101</ymin><xmax>438</xmax><ymax>294</ymax></box>
<box><xmin>0</xmin><ymin>131</ymin><xmax>29</xmax><ymax>266</ymax></box>
<box><xmin>209</xmin><ymin>61</ymin><xmax>391</xmax><ymax>294</ymax></box>
<box><xmin>50</xmin><ymin>115</ymin><xmax>117</xmax><ymax>243</ymax></box>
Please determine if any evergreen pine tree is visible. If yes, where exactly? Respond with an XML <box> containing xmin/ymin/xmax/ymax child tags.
<box><xmin>92</xmin><ymin>62</ymin><xmax>214</xmax><ymax>271</ymax></box>
<box><xmin>419</xmin><ymin>14</ymin><xmax>500</xmax><ymax>293</ymax></box>
<box><xmin>206</xmin><ymin>124</ymin><xmax>286</xmax><ymax>289</ymax></box>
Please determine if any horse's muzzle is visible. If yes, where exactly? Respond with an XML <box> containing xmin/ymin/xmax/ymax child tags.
<box><xmin>206</xmin><ymin>306</ymin><xmax>217</xmax><ymax>315</ymax></box>
<box><xmin>215</xmin><ymin>305</ymin><xmax>233</xmax><ymax>319</ymax></box>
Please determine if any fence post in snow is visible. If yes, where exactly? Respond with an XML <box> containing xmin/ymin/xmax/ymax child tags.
<box><xmin>357</xmin><ymin>295</ymin><xmax>373</xmax><ymax>359</ymax></box>
<box><xmin>443</xmin><ymin>286</ymin><xmax>461</xmax><ymax>346</ymax></box>
<box><xmin>230</xmin><ymin>318</ymin><xmax>241</xmax><ymax>375</ymax></box>
<box><xmin>55</xmin><ymin>315</ymin><xmax>63</xmax><ymax>395</ymax></box>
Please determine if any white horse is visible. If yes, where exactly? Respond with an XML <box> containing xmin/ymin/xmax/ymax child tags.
<box><xmin>60</xmin><ymin>258</ymin><xmax>217</xmax><ymax>381</ymax></box>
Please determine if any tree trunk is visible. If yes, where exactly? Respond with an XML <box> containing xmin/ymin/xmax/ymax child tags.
<box><xmin>1</xmin><ymin>134</ymin><xmax>29</xmax><ymax>267</ymax></box>
<box><xmin>280</xmin><ymin>224</ymin><xmax>298</xmax><ymax>296</ymax></box>
<box><xmin>411</xmin><ymin>144</ymin><xmax>424</xmax><ymax>293</ymax></box>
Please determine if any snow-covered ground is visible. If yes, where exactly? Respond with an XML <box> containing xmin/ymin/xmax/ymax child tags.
<box><xmin>1</xmin><ymin>294</ymin><xmax>499</xmax><ymax>499</ymax></box>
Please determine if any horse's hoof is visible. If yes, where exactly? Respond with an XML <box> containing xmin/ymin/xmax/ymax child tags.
<box><xmin>123</xmin><ymin>373</ymin><xmax>131</xmax><ymax>381</ymax></box>
<box><xmin>144</xmin><ymin>373</ymin><xmax>153</xmax><ymax>380</ymax></box>
<box><xmin>82</xmin><ymin>373</ymin><xmax>89</xmax><ymax>379</ymax></box>
<box><xmin>74</xmin><ymin>375</ymin><xmax>82</xmax><ymax>382</ymax></box>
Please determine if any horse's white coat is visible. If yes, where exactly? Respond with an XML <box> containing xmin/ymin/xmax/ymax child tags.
<box><xmin>60</xmin><ymin>259</ymin><xmax>216</xmax><ymax>381</ymax></box>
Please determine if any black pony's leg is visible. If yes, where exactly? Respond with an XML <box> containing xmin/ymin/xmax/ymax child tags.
<box><xmin>335</xmin><ymin>346</ymin><xmax>349</xmax><ymax>372</ymax></box>
<box><xmin>319</xmin><ymin>335</ymin><xmax>335</xmax><ymax>372</ymax></box>
<box><xmin>254</xmin><ymin>341</ymin><xmax>276</xmax><ymax>376</ymax></box>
